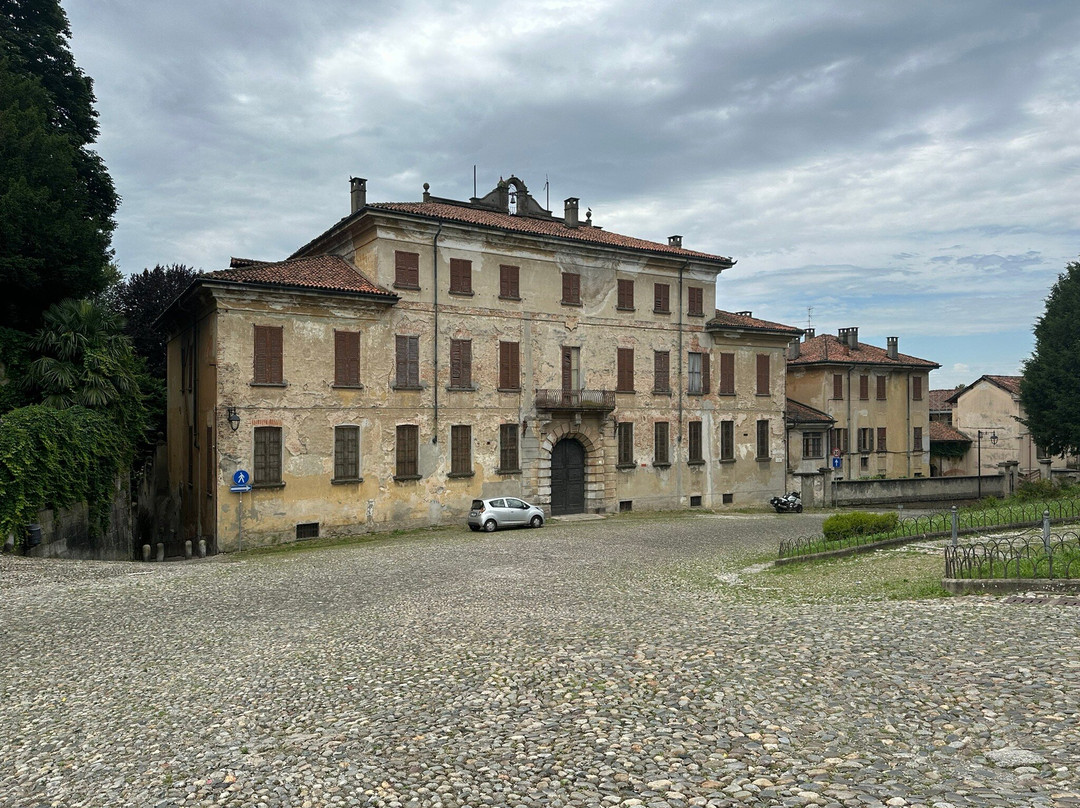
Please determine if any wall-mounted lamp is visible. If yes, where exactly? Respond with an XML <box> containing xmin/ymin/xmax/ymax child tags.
<box><xmin>226</xmin><ymin>407</ymin><xmax>241</xmax><ymax>432</ymax></box>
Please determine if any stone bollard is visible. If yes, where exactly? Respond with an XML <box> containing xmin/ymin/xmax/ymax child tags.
<box><xmin>184</xmin><ymin>540</ymin><xmax>192</xmax><ymax>560</ymax></box>
<box><xmin>198</xmin><ymin>539</ymin><xmax>207</xmax><ymax>558</ymax></box>
<box><xmin>142</xmin><ymin>544</ymin><xmax>151</xmax><ymax>562</ymax></box>
<box><xmin>156</xmin><ymin>542</ymin><xmax>165</xmax><ymax>562</ymax></box>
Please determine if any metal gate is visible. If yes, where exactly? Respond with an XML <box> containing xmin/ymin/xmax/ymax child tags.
<box><xmin>550</xmin><ymin>438</ymin><xmax>585</xmax><ymax>515</ymax></box>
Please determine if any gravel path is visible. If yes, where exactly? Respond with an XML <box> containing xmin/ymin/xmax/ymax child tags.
<box><xmin>2</xmin><ymin>512</ymin><xmax>1078</xmax><ymax>808</ymax></box>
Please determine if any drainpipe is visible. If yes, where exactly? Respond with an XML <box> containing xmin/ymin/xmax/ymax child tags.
<box><xmin>906</xmin><ymin>373</ymin><xmax>912</xmax><ymax>477</ymax></box>
<box><xmin>676</xmin><ymin>259</ymin><xmax>689</xmax><ymax>505</ymax></box>
<box><xmin>432</xmin><ymin>221</ymin><xmax>443</xmax><ymax>443</ymax></box>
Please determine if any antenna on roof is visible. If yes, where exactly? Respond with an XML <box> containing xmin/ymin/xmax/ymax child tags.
<box><xmin>545</xmin><ymin>175</ymin><xmax>549</xmax><ymax>210</ymax></box>
<box><xmin>807</xmin><ymin>306</ymin><xmax>814</xmax><ymax>330</ymax></box>
<box><xmin>473</xmin><ymin>165</ymin><xmax>477</xmax><ymax>199</ymax></box>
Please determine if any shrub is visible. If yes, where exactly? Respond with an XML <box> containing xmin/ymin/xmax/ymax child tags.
<box><xmin>822</xmin><ymin>511</ymin><xmax>899</xmax><ymax>542</ymax></box>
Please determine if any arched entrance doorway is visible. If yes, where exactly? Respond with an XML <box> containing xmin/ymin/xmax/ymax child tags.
<box><xmin>550</xmin><ymin>438</ymin><xmax>586</xmax><ymax>515</ymax></box>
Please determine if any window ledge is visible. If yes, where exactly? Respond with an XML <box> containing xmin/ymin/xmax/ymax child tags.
<box><xmin>687</xmin><ymin>391</ymin><xmax>704</xmax><ymax>397</ymax></box>
<box><xmin>652</xmin><ymin>389</ymin><xmax>672</xmax><ymax>396</ymax></box>
<box><xmin>654</xmin><ymin>309</ymin><xmax>670</xmax><ymax>315</ymax></box>
<box><xmin>687</xmin><ymin>459</ymin><xmax>705</xmax><ymax>466</ymax></box>
<box><xmin>755</xmin><ymin>392</ymin><xmax>772</xmax><ymax>397</ymax></box>
<box><xmin>393</xmin><ymin>283</ymin><xmax>420</xmax><ymax>291</ymax></box>
<box><xmin>498</xmin><ymin>295</ymin><xmax>521</xmax><ymax>302</ymax></box>
<box><xmin>448</xmin><ymin>290</ymin><xmax>474</xmax><ymax>297</ymax></box>
<box><xmin>719</xmin><ymin>458</ymin><xmax>736</xmax><ymax>464</ymax></box>
<box><xmin>496</xmin><ymin>467</ymin><xmax>521</xmax><ymax>475</ymax></box>
<box><xmin>251</xmin><ymin>481</ymin><xmax>285</xmax><ymax>490</ymax></box>
<box><xmin>393</xmin><ymin>474</ymin><xmax>421</xmax><ymax>482</ymax></box>
<box><xmin>616</xmin><ymin>462</ymin><xmax>636</xmax><ymax>470</ymax></box>
<box><xmin>496</xmin><ymin>387</ymin><xmax>521</xmax><ymax>393</ymax></box>
<box><xmin>250</xmin><ymin>382</ymin><xmax>287</xmax><ymax>388</ymax></box>
<box><xmin>561</xmin><ymin>300</ymin><xmax>583</xmax><ymax>307</ymax></box>
<box><xmin>718</xmin><ymin>391</ymin><xmax>736</xmax><ymax>397</ymax></box>
<box><xmin>755</xmin><ymin>456</ymin><xmax>770</xmax><ymax>462</ymax></box>
<box><xmin>331</xmin><ymin>477</ymin><xmax>363</xmax><ymax>485</ymax></box>
<box><xmin>332</xmin><ymin>384</ymin><xmax>364</xmax><ymax>390</ymax></box>
<box><xmin>616</xmin><ymin>306</ymin><xmax>635</xmax><ymax>312</ymax></box>
<box><xmin>446</xmin><ymin>385</ymin><xmax>477</xmax><ymax>392</ymax></box>
<box><xmin>615</xmin><ymin>389</ymin><xmax>636</xmax><ymax>395</ymax></box>
<box><xmin>688</xmin><ymin>311</ymin><xmax>705</xmax><ymax>318</ymax></box>
<box><xmin>652</xmin><ymin>462</ymin><xmax>671</xmax><ymax>469</ymax></box>
<box><xmin>391</xmin><ymin>384</ymin><xmax>423</xmax><ymax>391</ymax></box>
<box><xmin>447</xmin><ymin>471</ymin><xmax>475</xmax><ymax>479</ymax></box>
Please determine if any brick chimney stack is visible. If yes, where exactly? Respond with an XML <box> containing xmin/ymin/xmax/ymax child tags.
<box><xmin>564</xmin><ymin>198</ymin><xmax>579</xmax><ymax>228</ymax></box>
<box><xmin>669</xmin><ymin>235</ymin><xmax>683</xmax><ymax>248</ymax></box>
<box><xmin>838</xmin><ymin>327</ymin><xmax>859</xmax><ymax>350</ymax></box>
<box><xmin>887</xmin><ymin>336</ymin><xmax>898</xmax><ymax>360</ymax></box>
<box><xmin>804</xmin><ymin>328</ymin><xmax>815</xmax><ymax>341</ymax></box>
<box><xmin>788</xmin><ymin>339</ymin><xmax>801</xmax><ymax>360</ymax></box>
<box><xmin>350</xmin><ymin>177</ymin><xmax>367</xmax><ymax>213</ymax></box>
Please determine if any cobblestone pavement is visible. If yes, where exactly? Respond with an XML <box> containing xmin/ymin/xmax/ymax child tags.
<box><xmin>2</xmin><ymin>512</ymin><xmax>1079</xmax><ymax>808</ymax></box>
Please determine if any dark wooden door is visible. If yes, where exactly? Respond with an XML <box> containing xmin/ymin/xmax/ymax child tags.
<box><xmin>551</xmin><ymin>438</ymin><xmax>585</xmax><ymax>515</ymax></box>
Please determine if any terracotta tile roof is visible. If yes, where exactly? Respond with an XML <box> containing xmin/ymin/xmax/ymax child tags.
<box><xmin>322</xmin><ymin>201</ymin><xmax>734</xmax><ymax>265</ymax></box>
<box><xmin>928</xmin><ymin>389</ymin><xmax>956</xmax><ymax>413</ymax></box>
<box><xmin>708</xmin><ymin>309</ymin><xmax>802</xmax><ymax>335</ymax></box>
<box><xmin>945</xmin><ymin>374</ymin><xmax>1023</xmax><ymax>404</ymax></box>
<box><xmin>788</xmin><ymin>333</ymin><xmax>939</xmax><ymax>369</ymax></box>
<box><xmin>207</xmin><ymin>254</ymin><xmax>395</xmax><ymax>298</ymax></box>
<box><xmin>929</xmin><ymin>421</ymin><xmax>971</xmax><ymax>443</ymax></box>
<box><xmin>785</xmin><ymin>398</ymin><xmax>835</xmax><ymax>425</ymax></box>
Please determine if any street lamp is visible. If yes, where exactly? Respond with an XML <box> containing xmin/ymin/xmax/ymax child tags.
<box><xmin>977</xmin><ymin>429</ymin><xmax>999</xmax><ymax>499</ymax></box>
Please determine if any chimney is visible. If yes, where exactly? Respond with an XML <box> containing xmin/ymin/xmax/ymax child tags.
<box><xmin>350</xmin><ymin>177</ymin><xmax>367</xmax><ymax>213</ymax></box>
<box><xmin>887</xmin><ymin>336</ymin><xmax>898</xmax><ymax>360</ymax></box>
<box><xmin>788</xmin><ymin>339</ymin><xmax>800</xmax><ymax>360</ymax></box>
<box><xmin>669</xmin><ymin>235</ymin><xmax>683</xmax><ymax>248</ymax></box>
<box><xmin>564</xmin><ymin>197</ymin><xmax>579</xmax><ymax>228</ymax></box>
<box><xmin>838</xmin><ymin>327</ymin><xmax>859</xmax><ymax>350</ymax></box>
<box><xmin>804</xmin><ymin>327</ymin><xmax>815</xmax><ymax>341</ymax></box>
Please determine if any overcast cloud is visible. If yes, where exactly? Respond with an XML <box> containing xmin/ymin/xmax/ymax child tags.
<box><xmin>64</xmin><ymin>0</ymin><xmax>1080</xmax><ymax>387</ymax></box>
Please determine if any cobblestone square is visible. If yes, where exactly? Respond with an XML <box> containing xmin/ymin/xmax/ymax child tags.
<box><xmin>2</xmin><ymin>513</ymin><xmax>1079</xmax><ymax>807</ymax></box>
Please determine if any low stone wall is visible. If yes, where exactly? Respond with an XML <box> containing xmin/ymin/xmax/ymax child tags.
<box><xmin>24</xmin><ymin>477</ymin><xmax>132</xmax><ymax>561</ymax></box>
<box><xmin>832</xmin><ymin>474</ymin><xmax>1007</xmax><ymax>507</ymax></box>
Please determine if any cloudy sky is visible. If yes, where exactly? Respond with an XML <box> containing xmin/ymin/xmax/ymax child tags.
<box><xmin>64</xmin><ymin>0</ymin><xmax>1080</xmax><ymax>388</ymax></box>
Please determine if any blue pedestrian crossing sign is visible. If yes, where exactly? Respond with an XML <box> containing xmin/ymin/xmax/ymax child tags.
<box><xmin>233</xmin><ymin>470</ymin><xmax>249</xmax><ymax>486</ymax></box>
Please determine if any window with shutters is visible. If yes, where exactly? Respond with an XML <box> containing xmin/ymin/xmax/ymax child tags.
<box><xmin>803</xmin><ymin>431</ymin><xmax>824</xmax><ymax>459</ymax></box>
<box><xmin>333</xmin><ymin>425</ymin><xmax>361</xmax><ymax>482</ymax></box>
<box><xmin>876</xmin><ymin>375</ymin><xmax>887</xmax><ymax>400</ymax></box>
<box><xmin>449</xmin><ymin>258</ymin><xmax>472</xmax><ymax>295</ymax></box>
<box><xmin>394</xmin><ymin>251</ymin><xmax>420</xmax><ymax>289</ymax></box>
<box><xmin>688</xmin><ymin>352</ymin><xmax>709</xmax><ymax>395</ymax></box>
<box><xmin>913</xmin><ymin>426</ymin><xmax>923</xmax><ymax>451</ymax></box>
<box><xmin>718</xmin><ymin>353</ymin><xmax>735</xmax><ymax>395</ymax></box>
<box><xmin>395</xmin><ymin>425</ymin><xmax>420</xmax><ymax>479</ymax></box>
<box><xmin>253</xmin><ymin>426</ymin><xmax>282</xmax><ymax>486</ymax></box>
<box><xmin>653</xmin><ymin>421</ymin><xmax>670</xmax><ymax>466</ymax></box>
<box><xmin>561</xmin><ymin>346</ymin><xmax>581</xmax><ymax>391</ymax></box>
<box><xmin>756</xmin><ymin>419</ymin><xmax>770</xmax><ymax>460</ymax></box>
<box><xmin>877</xmin><ymin>427</ymin><xmax>887</xmax><ymax>453</ymax></box>
<box><xmin>912</xmin><ymin>375</ymin><xmax>923</xmax><ymax>401</ymax></box>
<box><xmin>394</xmin><ymin>335</ymin><xmax>420</xmax><ymax>389</ymax></box>
<box><xmin>756</xmin><ymin>354</ymin><xmax>770</xmax><ymax>395</ymax></box>
<box><xmin>832</xmin><ymin>373</ymin><xmax>844</xmax><ymax>400</ymax></box>
<box><xmin>857</xmin><ymin>427</ymin><xmax>874</xmax><ymax>453</ymax></box>
<box><xmin>688</xmin><ymin>286</ymin><xmax>704</xmax><ymax>316</ymax></box>
<box><xmin>859</xmin><ymin>375</ymin><xmax>869</xmax><ymax>400</ymax></box>
<box><xmin>653</xmin><ymin>351</ymin><xmax>670</xmax><ymax>393</ymax></box>
<box><xmin>653</xmin><ymin>283</ymin><xmax>670</xmax><ymax>313</ymax></box>
<box><xmin>253</xmin><ymin>325</ymin><xmax>283</xmax><ymax>385</ymax></box>
<box><xmin>333</xmin><ymin>330</ymin><xmax>361</xmax><ymax>387</ymax></box>
<box><xmin>720</xmin><ymin>421</ymin><xmax>735</xmax><ymax>461</ymax></box>
<box><xmin>617</xmin><ymin>422</ymin><xmax>634</xmax><ymax>467</ymax></box>
<box><xmin>687</xmin><ymin>421</ymin><xmax>703</xmax><ymax>464</ymax></box>
<box><xmin>450</xmin><ymin>425</ymin><xmax>472</xmax><ymax>476</ymax></box>
<box><xmin>449</xmin><ymin>339</ymin><xmax>472</xmax><ymax>390</ymax></box>
<box><xmin>498</xmin><ymin>341</ymin><xmax>520</xmax><ymax>390</ymax></box>
<box><xmin>499</xmin><ymin>423</ymin><xmax>520</xmax><ymax>472</ymax></box>
<box><xmin>831</xmin><ymin>428</ymin><xmax>849</xmax><ymax>454</ymax></box>
<box><xmin>561</xmin><ymin>272</ymin><xmax>581</xmax><ymax>305</ymax></box>
<box><xmin>617</xmin><ymin>278</ymin><xmax>634</xmax><ymax>310</ymax></box>
<box><xmin>499</xmin><ymin>265</ymin><xmax>520</xmax><ymax>300</ymax></box>
<box><xmin>616</xmin><ymin>348</ymin><xmax>635</xmax><ymax>393</ymax></box>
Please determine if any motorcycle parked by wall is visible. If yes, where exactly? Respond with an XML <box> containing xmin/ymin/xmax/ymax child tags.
<box><xmin>769</xmin><ymin>491</ymin><xmax>803</xmax><ymax>513</ymax></box>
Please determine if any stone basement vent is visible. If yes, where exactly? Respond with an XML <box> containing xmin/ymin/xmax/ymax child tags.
<box><xmin>296</xmin><ymin>522</ymin><xmax>320</xmax><ymax>540</ymax></box>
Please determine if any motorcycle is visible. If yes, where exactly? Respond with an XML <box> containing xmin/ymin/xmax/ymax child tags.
<box><xmin>769</xmin><ymin>491</ymin><xmax>803</xmax><ymax>513</ymax></box>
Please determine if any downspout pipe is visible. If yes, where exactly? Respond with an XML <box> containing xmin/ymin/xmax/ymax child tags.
<box><xmin>677</xmin><ymin>259</ymin><xmax>689</xmax><ymax>507</ymax></box>
<box><xmin>432</xmin><ymin>221</ymin><xmax>443</xmax><ymax>443</ymax></box>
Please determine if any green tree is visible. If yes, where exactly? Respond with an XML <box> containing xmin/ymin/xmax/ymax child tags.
<box><xmin>1021</xmin><ymin>260</ymin><xmax>1080</xmax><ymax>457</ymax></box>
<box><xmin>25</xmin><ymin>298</ymin><xmax>147</xmax><ymax>439</ymax></box>
<box><xmin>0</xmin><ymin>0</ymin><xmax>118</xmax><ymax>330</ymax></box>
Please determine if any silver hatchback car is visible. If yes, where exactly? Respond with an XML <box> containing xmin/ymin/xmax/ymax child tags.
<box><xmin>468</xmin><ymin>497</ymin><xmax>545</xmax><ymax>532</ymax></box>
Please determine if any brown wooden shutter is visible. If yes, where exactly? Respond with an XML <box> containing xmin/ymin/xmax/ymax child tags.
<box><xmin>460</xmin><ymin>340</ymin><xmax>471</xmax><ymax>387</ymax></box>
<box><xmin>912</xmin><ymin>375</ymin><xmax>923</xmax><ymax>400</ymax></box>
<box><xmin>395</xmin><ymin>251</ymin><xmax>419</xmax><ymax>287</ymax></box>
<box><xmin>877</xmin><ymin>427</ymin><xmax>887</xmax><ymax>452</ymax></box>
<box><xmin>756</xmin><ymin>354</ymin><xmax>769</xmax><ymax>395</ymax></box>
<box><xmin>877</xmin><ymin>375</ymin><xmax>887</xmax><ymax>400</ymax></box>
<box><xmin>688</xmin><ymin>287</ymin><xmax>703</xmax><ymax>315</ymax></box>
<box><xmin>254</xmin><ymin>325</ymin><xmax>282</xmax><ymax>384</ymax></box>
<box><xmin>335</xmin><ymin>330</ymin><xmax>360</xmax><ymax>386</ymax></box>
<box><xmin>859</xmin><ymin>375</ymin><xmax>869</xmax><ymax>400</ymax></box>
<box><xmin>499</xmin><ymin>342</ymin><xmax>519</xmax><ymax>389</ymax></box>
<box><xmin>654</xmin><ymin>283</ymin><xmax>669</xmax><ymax>312</ymax></box>
<box><xmin>617</xmin><ymin>348</ymin><xmax>634</xmax><ymax>392</ymax></box>
<box><xmin>450</xmin><ymin>259</ymin><xmax>471</xmax><ymax>294</ymax></box>
<box><xmin>833</xmin><ymin>373</ymin><xmax>844</xmax><ymax>399</ymax></box>
<box><xmin>718</xmin><ymin>352</ymin><xmax>735</xmax><ymax>395</ymax></box>
<box><xmin>654</xmin><ymin>351</ymin><xmax>669</xmax><ymax>392</ymax></box>
<box><xmin>701</xmin><ymin>353</ymin><xmax>710</xmax><ymax>393</ymax></box>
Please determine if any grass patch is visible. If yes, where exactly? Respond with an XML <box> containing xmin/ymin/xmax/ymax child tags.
<box><xmin>759</xmin><ymin>550</ymin><xmax>951</xmax><ymax>603</ymax></box>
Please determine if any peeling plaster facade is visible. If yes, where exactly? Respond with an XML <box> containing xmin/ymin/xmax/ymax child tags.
<box><xmin>162</xmin><ymin>177</ymin><xmax>799</xmax><ymax>552</ymax></box>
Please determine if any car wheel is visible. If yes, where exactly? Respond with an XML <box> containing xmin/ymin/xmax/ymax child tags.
<box><xmin>530</xmin><ymin>515</ymin><xmax>543</xmax><ymax>528</ymax></box>
<box><xmin>795</xmin><ymin>504</ymin><xmax>803</xmax><ymax>513</ymax></box>
<box><xmin>483</xmin><ymin>519</ymin><xmax>497</xmax><ymax>532</ymax></box>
